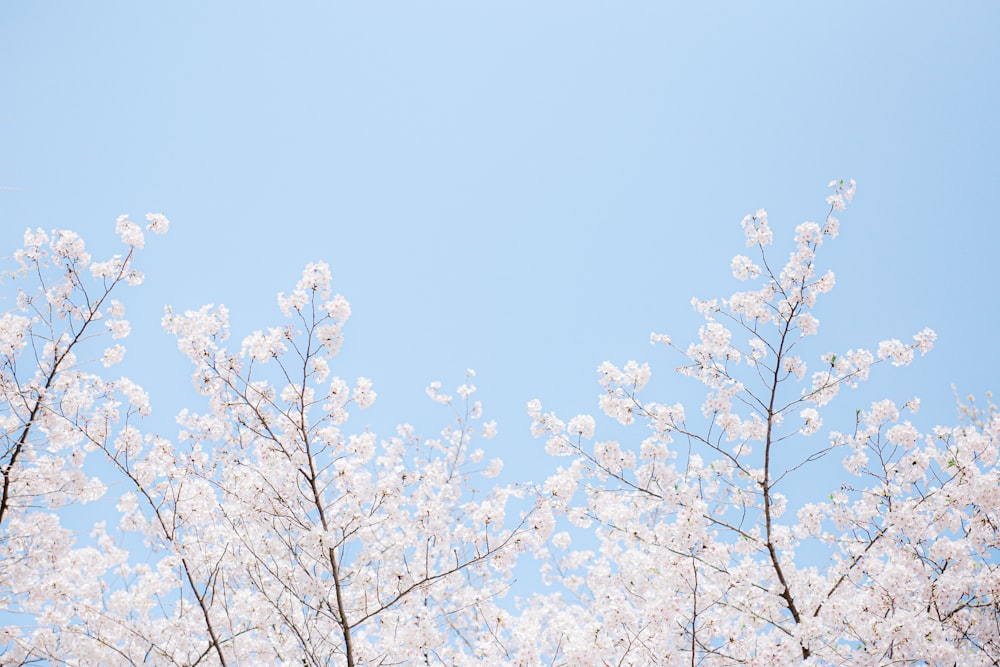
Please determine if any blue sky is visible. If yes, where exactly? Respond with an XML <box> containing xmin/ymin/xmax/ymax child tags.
<box><xmin>2</xmin><ymin>3</ymin><xmax>998</xmax><ymax>497</ymax></box>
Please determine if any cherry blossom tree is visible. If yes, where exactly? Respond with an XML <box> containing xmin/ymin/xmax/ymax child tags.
<box><xmin>2</xmin><ymin>182</ymin><xmax>998</xmax><ymax>666</ymax></box>
<box><xmin>1</xmin><ymin>219</ymin><xmax>537</xmax><ymax>665</ymax></box>
<box><xmin>0</xmin><ymin>218</ymin><xmax>160</xmax><ymax>662</ymax></box>
<box><xmin>517</xmin><ymin>180</ymin><xmax>1000</xmax><ymax>665</ymax></box>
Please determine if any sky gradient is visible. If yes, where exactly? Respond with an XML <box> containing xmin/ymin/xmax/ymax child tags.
<box><xmin>2</xmin><ymin>3</ymin><xmax>998</xmax><ymax>501</ymax></box>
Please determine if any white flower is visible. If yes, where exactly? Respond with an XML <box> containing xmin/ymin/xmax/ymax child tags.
<box><xmin>426</xmin><ymin>381</ymin><xmax>452</xmax><ymax>405</ymax></box>
<box><xmin>116</xmin><ymin>378</ymin><xmax>151</xmax><ymax>416</ymax></box>
<box><xmin>741</xmin><ymin>208</ymin><xmax>773</xmax><ymax>247</ymax></box>
<box><xmin>106</xmin><ymin>319</ymin><xmax>131</xmax><ymax>339</ymax></box>
<box><xmin>322</xmin><ymin>294</ymin><xmax>351</xmax><ymax>321</ymax></box>
<box><xmin>144</xmin><ymin>213</ymin><xmax>170</xmax><ymax>234</ymax></box>
<box><xmin>0</xmin><ymin>313</ymin><xmax>31</xmax><ymax>356</ymax></box>
<box><xmin>482</xmin><ymin>458</ymin><xmax>503</xmax><ymax>478</ymax></box>
<box><xmin>315</xmin><ymin>323</ymin><xmax>344</xmax><ymax>355</ymax></box>
<box><xmin>567</xmin><ymin>414</ymin><xmax>596</xmax><ymax>440</ymax></box>
<box><xmin>649</xmin><ymin>332</ymin><xmax>671</xmax><ymax>346</ymax></box>
<box><xmin>877</xmin><ymin>338</ymin><xmax>914</xmax><ymax>367</ymax></box>
<box><xmin>794</xmin><ymin>221</ymin><xmax>822</xmax><ymax>246</ymax></box>
<box><xmin>115</xmin><ymin>215</ymin><xmax>145</xmax><ymax>249</ymax></box>
<box><xmin>797</xmin><ymin>313</ymin><xmax>819</xmax><ymax>336</ymax></box>
<box><xmin>354</xmin><ymin>377</ymin><xmax>376</xmax><ymax>409</ymax></box>
<box><xmin>730</xmin><ymin>255</ymin><xmax>761</xmax><ymax>280</ymax></box>
<box><xmin>241</xmin><ymin>328</ymin><xmax>287</xmax><ymax>361</ymax></box>
<box><xmin>913</xmin><ymin>327</ymin><xmax>936</xmax><ymax>355</ymax></box>
<box><xmin>552</xmin><ymin>531</ymin><xmax>571</xmax><ymax>549</ymax></box>
<box><xmin>782</xmin><ymin>355</ymin><xmax>807</xmax><ymax>381</ymax></box>
<box><xmin>91</xmin><ymin>256</ymin><xmax>124</xmax><ymax>279</ymax></box>
<box><xmin>799</xmin><ymin>408</ymin><xmax>821</xmax><ymax>436</ymax></box>
<box><xmin>348</xmin><ymin>432</ymin><xmax>376</xmax><ymax>462</ymax></box>
<box><xmin>813</xmin><ymin>270</ymin><xmax>836</xmax><ymax>293</ymax></box>
<box><xmin>277</xmin><ymin>290</ymin><xmax>308</xmax><ymax>316</ymax></box>
<box><xmin>296</xmin><ymin>261</ymin><xmax>332</xmax><ymax>295</ymax></box>
<box><xmin>102</xmin><ymin>344</ymin><xmax>126</xmax><ymax>367</ymax></box>
<box><xmin>52</xmin><ymin>230</ymin><xmax>91</xmax><ymax>265</ymax></box>
<box><xmin>887</xmin><ymin>423</ymin><xmax>920</xmax><ymax>449</ymax></box>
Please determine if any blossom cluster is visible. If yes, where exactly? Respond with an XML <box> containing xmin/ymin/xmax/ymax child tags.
<box><xmin>514</xmin><ymin>182</ymin><xmax>997</xmax><ymax>665</ymax></box>
<box><xmin>3</xmin><ymin>184</ymin><xmax>998</xmax><ymax>666</ymax></box>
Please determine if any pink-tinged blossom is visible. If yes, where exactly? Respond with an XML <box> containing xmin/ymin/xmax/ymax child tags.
<box><xmin>649</xmin><ymin>332</ymin><xmax>671</xmax><ymax>346</ymax></box>
<box><xmin>482</xmin><ymin>458</ymin><xmax>503</xmax><ymax>478</ymax></box>
<box><xmin>808</xmin><ymin>371</ymin><xmax>841</xmax><ymax>407</ymax></box>
<box><xmin>102</xmin><ymin>343</ymin><xmax>126</xmax><ymax>367</ymax></box>
<box><xmin>90</xmin><ymin>256</ymin><xmax>125</xmax><ymax>279</ymax></box>
<box><xmin>887</xmin><ymin>422</ymin><xmax>920</xmax><ymax>449</ymax></box>
<box><xmin>115</xmin><ymin>377</ymin><xmax>151</xmax><ymax>416</ymax></box>
<box><xmin>598</xmin><ymin>393</ymin><xmax>635</xmax><ymax>425</ymax></box>
<box><xmin>648</xmin><ymin>401</ymin><xmax>685</xmax><ymax>435</ymax></box>
<box><xmin>296</xmin><ymin>260</ymin><xmax>332</xmax><ymax>294</ymax></box>
<box><xmin>144</xmin><ymin>212</ymin><xmax>169</xmax><ymax>234</ymax></box>
<box><xmin>594</xmin><ymin>440</ymin><xmax>634</xmax><ymax>472</ymax></box>
<box><xmin>822</xmin><ymin>215</ymin><xmax>840</xmax><ymax>238</ymax></box>
<box><xmin>865</xmin><ymin>398</ymin><xmax>900</xmax><ymax>427</ymax></box>
<box><xmin>124</xmin><ymin>268</ymin><xmax>144</xmax><ymax>286</ymax></box>
<box><xmin>52</xmin><ymin>229</ymin><xmax>91</xmax><ymax>265</ymax></box>
<box><xmin>426</xmin><ymin>381</ymin><xmax>452</xmax><ymax>404</ymax></box>
<box><xmin>741</xmin><ymin>208</ymin><xmax>773</xmax><ymax>246</ymax></box>
<box><xmin>826</xmin><ymin>178</ymin><xmax>856</xmax><ymax>211</ymax></box>
<box><xmin>321</xmin><ymin>293</ymin><xmax>351</xmax><ymax>321</ymax></box>
<box><xmin>701</xmin><ymin>320</ymin><xmax>730</xmax><ymax>350</ymax></box>
<box><xmin>794</xmin><ymin>220</ymin><xmax>823</xmax><ymax>246</ymax></box>
<box><xmin>796</xmin><ymin>312</ymin><xmax>819</xmax><ymax>336</ymax></box>
<box><xmin>0</xmin><ymin>313</ymin><xmax>31</xmax><ymax>356</ymax></box>
<box><xmin>813</xmin><ymin>269</ymin><xmax>835</xmax><ymax>293</ymax></box>
<box><xmin>347</xmin><ymin>432</ymin><xmax>376</xmax><ymax>462</ymax></box>
<box><xmin>740</xmin><ymin>412</ymin><xmax>768</xmax><ymax>441</ymax></box>
<box><xmin>782</xmin><ymin>355</ymin><xmax>807</xmax><ymax>381</ymax></box>
<box><xmin>913</xmin><ymin>327</ymin><xmax>937</xmax><ymax>354</ymax></box>
<box><xmin>799</xmin><ymin>407</ymin><xmax>821</xmax><ymax>435</ymax></box>
<box><xmin>543</xmin><ymin>462</ymin><xmax>583</xmax><ymax>500</ymax></box>
<box><xmin>277</xmin><ymin>288</ymin><xmax>308</xmax><ymax>315</ymax></box>
<box><xmin>690</xmin><ymin>296</ymin><xmax>719</xmax><ymax>315</ymax></box>
<box><xmin>16</xmin><ymin>227</ymin><xmax>48</xmax><ymax>265</ymax></box>
<box><xmin>748</xmin><ymin>337</ymin><xmax>768</xmax><ymax>363</ymax></box>
<box><xmin>551</xmin><ymin>531</ymin><xmax>572</xmax><ymax>550</ymax></box>
<box><xmin>115</xmin><ymin>214</ymin><xmax>145</xmax><ymax>248</ymax></box>
<box><xmin>567</xmin><ymin>414</ymin><xmax>596</xmax><ymax>439</ymax></box>
<box><xmin>240</xmin><ymin>327</ymin><xmax>287</xmax><ymax>361</ymax></box>
<box><xmin>353</xmin><ymin>376</ymin><xmax>376</xmax><ymax>408</ymax></box>
<box><xmin>729</xmin><ymin>286</ymin><xmax>775</xmax><ymax>322</ymax></box>
<box><xmin>310</xmin><ymin>356</ymin><xmax>330</xmax><ymax>382</ymax></box>
<box><xmin>730</xmin><ymin>254</ymin><xmax>761</xmax><ymax>280</ymax></box>
<box><xmin>314</xmin><ymin>322</ymin><xmax>344</xmax><ymax>355</ymax></box>
<box><xmin>23</xmin><ymin>226</ymin><xmax>49</xmax><ymax>248</ymax></box>
<box><xmin>106</xmin><ymin>319</ymin><xmax>131</xmax><ymax>339</ymax></box>
<box><xmin>877</xmin><ymin>338</ymin><xmax>915</xmax><ymax>366</ymax></box>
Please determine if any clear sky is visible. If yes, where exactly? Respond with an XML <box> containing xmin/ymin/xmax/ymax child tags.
<box><xmin>2</xmin><ymin>3</ymin><xmax>998</xmax><ymax>498</ymax></box>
